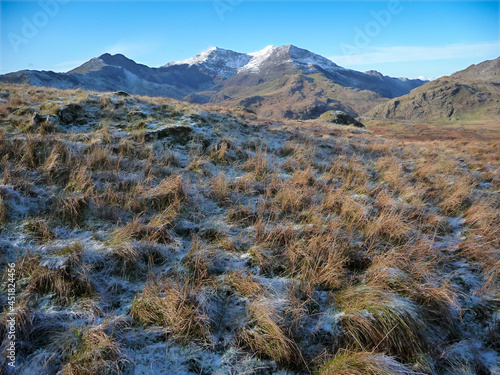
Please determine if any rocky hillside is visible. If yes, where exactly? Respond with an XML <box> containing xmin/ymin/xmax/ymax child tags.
<box><xmin>0</xmin><ymin>45</ymin><xmax>425</xmax><ymax>120</ymax></box>
<box><xmin>368</xmin><ymin>57</ymin><xmax>500</xmax><ymax>122</ymax></box>
<box><xmin>0</xmin><ymin>84</ymin><xmax>499</xmax><ymax>375</ymax></box>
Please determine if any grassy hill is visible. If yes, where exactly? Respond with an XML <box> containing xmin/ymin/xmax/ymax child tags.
<box><xmin>0</xmin><ymin>84</ymin><xmax>499</xmax><ymax>375</ymax></box>
<box><xmin>368</xmin><ymin>57</ymin><xmax>500</xmax><ymax>123</ymax></box>
<box><xmin>367</xmin><ymin>77</ymin><xmax>500</xmax><ymax>122</ymax></box>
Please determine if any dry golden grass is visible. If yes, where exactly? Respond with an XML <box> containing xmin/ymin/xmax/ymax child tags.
<box><xmin>56</xmin><ymin>195</ymin><xmax>90</xmax><ymax>227</ymax></box>
<box><xmin>57</xmin><ymin>327</ymin><xmax>124</xmax><ymax>375</ymax></box>
<box><xmin>335</xmin><ymin>284</ymin><xmax>429</xmax><ymax>360</ymax></box>
<box><xmin>365</xmin><ymin>208</ymin><xmax>410</xmax><ymax>244</ymax></box>
<box><xmin>145</xmin><ymin>175</ymin><xmax>185</xmax><ymax>211</ymax></box>
<box><xmin>238</xmin><ymin>298</ymin><xmax>302</xmax><ymax>366</ymax></box>
<box><xmin>24</xmin><ymin>217</ymin><xmax>56</xmax><ymax>242</ymax></box>
<box><xmin>183</xmin><ymin>236</ymin><xmax>214</xmax><ymax>288</ymax></box>
<box><xmin>242</xmin><ymin>147</ymin><xmax>269</xmax><ymax>179</ymax></box>
<box><xmin>130</xmin><ymin>275</ymin><xmax>210</xmax><ymax>341</ymax></box>
<box><xmin>284</xmin><ymin>231</ymin><xmax>347</xmax><ymax>293</ymax></box>
<box><xmin>208</xmin><ymin>172</ymin><xmax>231</xmax><ymax>202</ymax></box>
<box><xmin>1</xmin><ymin>84</ymin><xmax>499</xmax><ymax>374</ymax></box>
<box><xmin>316</xmin><ymin>350</ymin><xmax>416</xmax><ymax>375</ymax></box>
<box><xmin>15</xmin><ymin>254</ymin><xmax>94</xmax><ymax>303</ymax></box>
<box><xmin>225</xmin><ymin>269</ymin><xmax>266</xmax><ymax>297</ymax></box>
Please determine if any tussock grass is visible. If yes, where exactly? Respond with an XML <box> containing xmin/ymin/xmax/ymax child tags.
<box><xmin>365</xmin><ymin>244</ymin><xmax>461</xmax><ymax>325</ymax></box>
<box><xmin>365</xmin><ymin>208</ymin><xmax>410</xmax><ymax>244</ymax></box>
<box><xmin>183</xmin><ymin>236</ymin><xmax>214</xmax><ymax>288</ymax></box>
<box><xmin>111</xmin><ymin>216</ymin><xmax>175</xmax><ymax>246</ymax></box>
<box><xmin>316</xmin><ymin>350</ymin><xmax>416</xmax><ymax>375</ymax></box>
<box><xmin>56</xmin><ymin>195</ymin><xmax>90</xmax><ymax>227</ymax></box>
<box><xmin>242</xmin><ymin>147</ymin><xmax>269</xmax><ymax>179</ymax></box>
<box><xmin>438</xmin><ymin>175</ymin><xmax>474</xmax><ymax>215</ymax></box>
<box><xmin>284</xmin><ymin>231</ymin><xmax>347</xmax><ymax>293</ymax></box>
<box><xmin>275</xmin><ymin>182</ymin><xmax>315</xmax><ymax>215</ymax></box>
<box><xmin>65</xmin><ymin>166</ymin><xmax>94</xmax><ymax>195</ymax></box>
<box><xmin>16</xmin><ymin>255</ymin><xmax>94</xmax><ymax>302</ymax></box>
<box><xmin>24</xmin><ymin>217</ymin><xmax>56</xmax><ymax>242</ymax></box>
<box><xmin>145</xmin><ymin>175</ymin><xmax>185</xmax><ymax>210</ymax></box>
<box><xmin>227</xmin><ymin>204</ymin><xmax>259</xmax><ymax>226</ymax></box>
<box><xmin>238</xmin><ymin>298</ymin><xmax>302</xmax><ymax>367</ymax></box>
<box><xmin>335</xmin><ymin>284</ymin><xmax>429</xmax><ymax>360</ymax></box>
<box><xmin>209</xmin><ymin>141</ymin><xmax>230</xmax><ymax>164</ymax></box>
<box><xmin>0</xmin><ymin>196</ymin><xmax>8</xmax><ymax>226</ymax></box>
<box><xmin>130</xmin><ymin>275</ymin><xmax>210</xmax><ymax>341</ymax></box>
<box><xmin>208</xmin><ymin>172</ymin><xmax>231</xmax><ymax>202</ymax></box>
<box><xmin>55</xmin><ymin>326</ymin><xmax>125</xmax><ymax>375</ymax></box>
<box><xmin>226</xmin><ymin>269</ymin><xmax>265</xmax><ymax>297</ymax></box>
<box><xmin>1</xmin><ymin>84</ymin><xmax>499</xmax><ymax>374</ymax></box>
<box><xmin>44</xmin><ymin>140</ymin><xmax>72</xmax><ymax>184</ymax></box>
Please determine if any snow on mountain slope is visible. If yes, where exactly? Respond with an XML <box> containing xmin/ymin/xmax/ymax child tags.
<box><xmin>287</xmin><ymin>45</ymin><xmax>344</xmax><ymax>73</ymax></box>
<box><xmin>238</xmin><ymin>45</ymin><xmax>278</xmax><ymax>73</ymax></box>
<box><xmin>163</xmin><ymin>47</ymin><xmax>252</xmax><ymax>78</ymax></box>
<box><xmin>165</xmin><ymin>45</ymin><xmax>346</xmax><ymax>77</ymax></box>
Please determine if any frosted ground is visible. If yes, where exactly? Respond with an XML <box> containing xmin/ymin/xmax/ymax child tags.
<box><xmin>0</xmin><ymin>84</ymin><xmax>499</xmax><ymax>375</ymax></box>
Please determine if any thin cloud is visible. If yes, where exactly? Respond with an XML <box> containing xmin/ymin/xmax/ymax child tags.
<box><xmin>330</xmin><ymin>42</ymin><xmax>500</xmax><ymax>66</ymax></box>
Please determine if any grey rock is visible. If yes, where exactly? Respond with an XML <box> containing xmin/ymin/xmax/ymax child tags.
<box><xmin>32</xmin><ymin>112</ymin><xmax>47</xmax><ymax>125</ymax></box>
<box><xmin>56</xmin><ymin>103</ymin><xmax>85</xmax><ymax>125</ymax></box>
<box><xmin>126</xmin><ymin>111</ymin><xmax>148</xmax><ymax>121</ymax></box>
<box><xmin>144</xmin><ymin>125</ymin><xmax>192</xmax><ymax>144</ymax></box>
<box><xmin>114</xmin><ymin>90</ymin><xmax>130</xmax><ymax>97</ymax></box>
<box><xmin>319</xmin><ymin>110</ymin><xmax>365</xmax><ymax>128</ymax></box>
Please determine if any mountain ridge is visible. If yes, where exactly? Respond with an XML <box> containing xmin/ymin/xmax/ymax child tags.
<box><xmin>367</xmin><ymin>56</ymin><xmax>500</xmax><ymax>122</ymax></box>
<box><xmin>0</xmin><ymin>44</ymin><xmax>426</xmax><ymax>120</ymax></box>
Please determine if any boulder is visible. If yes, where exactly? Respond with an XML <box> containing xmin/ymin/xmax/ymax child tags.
<box><xmin>319</xmin><ymin>110</ymin><xmax>365</xmax><ymax>128</ymax></box>
<box><xmin>144</xmin><ymin>125</ymin><xmax>192</xmax><ymax>144</ymax></box>
<box><xmin>126</xmin><ymin>111</ymin><xmax>148</xmax><ymax>121</ymax></box>
<box><xmin>113</xmin><ymin>90</ymin><xmax>130</xmax><ymax>97</ymax></box>
<box><xmin>32</xmin><ymin>112</ymin><xmax>47</xmax><ymax>125</ymax></box>
<box><xmin>56</xmin><ymin>103</ymin><xmax>85</xmax><ymax>125</ymax></box>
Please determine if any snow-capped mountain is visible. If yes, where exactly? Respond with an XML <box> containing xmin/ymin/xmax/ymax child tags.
<box><xmin>164</xmin><ymin>45</ymin><xmax>345</xmax><ymax>77</ymax></box>
<box><xmin>0</xmin><ymin>44</ymin><xmax>427</xmax><ymax>119</ymax></box>
<box><xmin>237</xmin><ymin>45</ymin><xmax>343</xmax><ymax>74</ymax></box>
<box><xmin>163</xmin><ymin>47</ymin><xmax>252</xmax><ymax>79</ymax></box>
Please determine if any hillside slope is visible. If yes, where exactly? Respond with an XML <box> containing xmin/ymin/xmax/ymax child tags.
<box><xmin>0</xmin><ymin>83</ymin><xmax>499</xmax><ymax>375</ymax></box>
<box><xmin>368</xmin><ymin>57</ymin><xmax>500</xmax><ymax>122</ymax></box>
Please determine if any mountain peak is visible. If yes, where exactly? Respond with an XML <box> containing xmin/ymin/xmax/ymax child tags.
<box><xmin>70</xmin><ymin>53</ymin><xmax>145</xmax><ymax>75</ymax></box>
<box><xmin>163</xmin><ymin>47</ymin><xmax>252</xmax><ymax>78</ymax></box>
<box><xmin>163</xmin><ymin>45</ymin><xmax>344</xmax><ymax>77</ymax></box>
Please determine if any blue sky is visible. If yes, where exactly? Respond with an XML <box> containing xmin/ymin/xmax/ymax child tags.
<box><xmin>1</xmin><ymin>0</ymin><xmax>499</xmax><ymax>79</ymax></box>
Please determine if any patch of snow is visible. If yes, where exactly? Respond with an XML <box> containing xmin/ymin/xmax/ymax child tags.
<box><xmin>238</xmin><ymin>45</ymin><xmax>278</xmax><ymax>73</ymax></box>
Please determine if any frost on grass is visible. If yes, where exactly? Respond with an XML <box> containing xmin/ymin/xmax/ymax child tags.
<box><xmin>0</xmin><ymin>84</ymin><xmax>499</xmax><ymax>374</ymax></box>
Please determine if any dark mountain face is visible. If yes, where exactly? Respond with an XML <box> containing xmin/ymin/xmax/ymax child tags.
<box><xmin>0</xmin><ymin>45</ymin><xmax>427</xmax><ymax>120</ymax></box>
